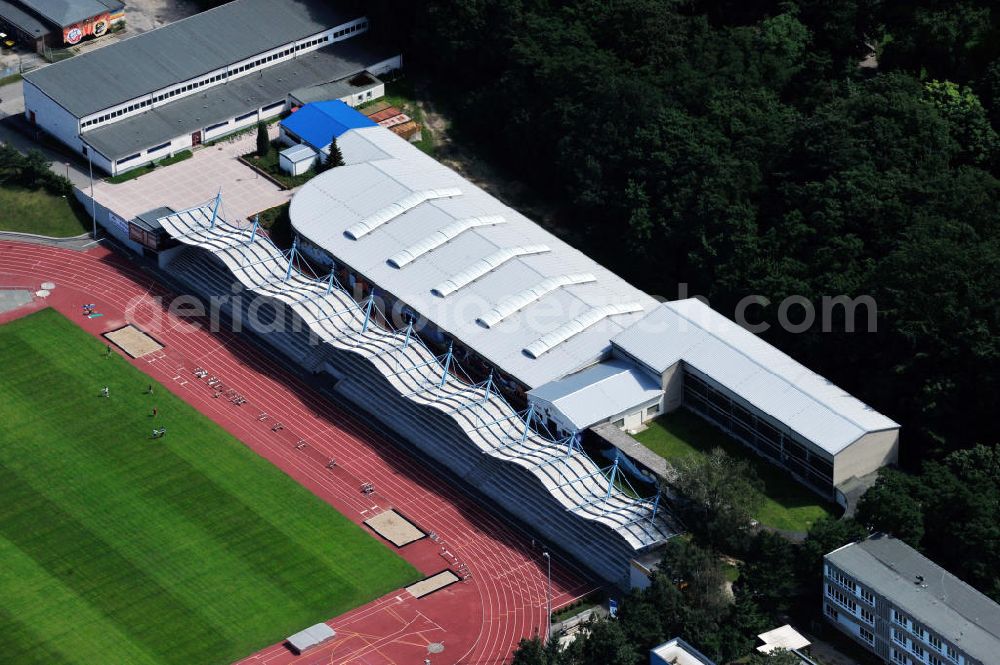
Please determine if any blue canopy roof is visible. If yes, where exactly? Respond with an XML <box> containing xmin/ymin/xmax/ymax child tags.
<box><xmin>281</xmin><ymin>100</ymin><xmax>376</xmax><ymax>151</ymax></box>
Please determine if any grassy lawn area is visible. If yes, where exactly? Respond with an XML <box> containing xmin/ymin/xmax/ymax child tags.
<box><xmin>0</xmin><ymin>185</ymin><xmax>90</xmax><ymax>237</ymax></box>
<box><xmin>105</xmin><ymin>150</ymin><xmax>192</xmax><ymax>184</ymax></box>
<box><xmin>0</xmin><ymin>309</ymin><xmax>420</xmax><ymax>665</ymax></box>
<box><xmin>634</xmin><ymin>410</ymin><xmax>834</xmax><ymax>532</ymax></box>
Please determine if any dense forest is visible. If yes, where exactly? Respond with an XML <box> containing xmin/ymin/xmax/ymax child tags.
<box><xmin>357</xmin><ymin>0</ymin><xmax>999</xmax><ymax>465</ymax></box>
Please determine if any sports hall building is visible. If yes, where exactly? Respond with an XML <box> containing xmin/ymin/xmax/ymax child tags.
<box><xmin>21</xmin><ymin>0</ymin><xmax>400</xmax><ymax>175</ymax></box>
<box><xmin>283</xmin><ymin>121</ymin><xmax>900</xmax><ymax>505</ymax></box>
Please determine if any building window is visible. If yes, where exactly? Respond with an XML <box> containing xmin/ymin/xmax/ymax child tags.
<box><xmin>646</xmin><ymin>403</ymin><xmax>661</xmax><ymax>417</ymax></box>
<box><xmin>892</xmin><ymin>609</ymin><xmax>911</xmax><ymax>629</ymax></box>
<box><xmin>946</xmin><ymin>645</ymin><xmax>958</xmax><ymax>662</ymax></box>
<box><xmin>860</xmin><ymin>627</ymin><xmax>875</xmax><ymax>646</ymax></box>
<box><xmin>235</xmin><ymin>110</ymin><xmax>257</xmax><ymax>122</ymax></box>
<box><xmin>613</xmin><ymin>418</ymin><xmax>625</xmax><ymax>428</ymax></box>
<box><xmin>860</xmin><ymin>607</ymin><xmax>875</xmax><ymax>626</ymax></box>
<box><xmin>892</xmin><ymin>628</ymin><xmax>907</xmax><ymax>647</ymax></box>
<box><xmin>118</xmin><ymin>152</ymin><xmax>142</xmax><ymax>164</ymax></box>
<box><xmin>860</xmin><ymin>588</ymin><xmax>875</xmax><ymax>605</ymax></box>
<box><xmin>262</xmin><ymin>100</ymin><xmax>285</xmax><ymax>112</ymax></box>
<box><xmin>825</xmin><ymin>604</ymin><xmax>838</xmax><ymax>620</ymax></box>
<box><xmin>149</xmin><ymin>142</ymin><xmax>170</xmax><ymax>153</ymax></box>
<box><xmin>890</xmin><ymin>650</ymin><xmax>909</xmax><ymax>665</ymax></box>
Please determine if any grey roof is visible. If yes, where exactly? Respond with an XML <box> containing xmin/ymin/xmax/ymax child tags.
<box><xmin>280</xmin><ymin>143</ymin><xmax>316</xmax><ymax>162</ymax></box>
<box><xmin>826</xmin><ymin>534</ymin><xmax>1000</xmax><ymax>664</ymax></box>
<box><xmin>0</xmin><ymin>0</ymin><xmax>50</xmax><ymax>36</ymax></box>
<box><xmin>81</xmin><ymin>38</ymin><xmax>395</xmax><ymax>160</ymax></box>
<box><xmin>285</xmin><ymin>622</ymin><xmax>335</xmax><ymax>652</ymax></box>
<box><xmin>131</xmin><ymin>207</ymin><xmax>174</xmax><ymax>232</ymax></box>
<box><xmin>291</xmin><ymin>73</ymin><xmax>381</xmax><ymax>106</ymax></box>
<box><xmin>17</xmin><ymin>0</ymin><xmax>123</xmax><ymax>27</ymax></box>
<box><xmin>527</xmin><ymin>359</ymin><xmax>661</xmax><ymax>431</ymax></box>
<box><xmin>591</xmin><ymin>422</ymin><xmax>669</xmax><ymax>479</ymax></box>
<box><xmin>612</xmin><ymin>300</ymin><xmax>898</xmax><ymax>455</ymax></box>
<box><xmin>24</xmin><ymin>0</ymin><xmax>357</xmax><ymax>117</ymax></box>
<box><xmin>290</xmin><ymin>126</ymin><xmax>658</xmax><ymax>388</ymax></box>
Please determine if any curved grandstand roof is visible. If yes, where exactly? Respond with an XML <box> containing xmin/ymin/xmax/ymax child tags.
<box><xmin>290</xmin><ymin>126</ymin><xmax>658</xmax><ymax>389</ymax></box>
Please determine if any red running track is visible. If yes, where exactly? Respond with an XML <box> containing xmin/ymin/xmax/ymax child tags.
<box><xmin>0</xmin><ymin>241</ymin><xmax>598</xmax><ymax>665</ymax></box>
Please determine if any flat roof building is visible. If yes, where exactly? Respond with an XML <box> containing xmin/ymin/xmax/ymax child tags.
<box><xmin>650</xmin><ymin>637</ymin><xmax>717</xmax><ymax>665</ymax></box>
<box><xmin>22</xmin><ymin>0</ymin><xmax>401</xmax><ymax>174</ymax></box>
<box><xmin>0</xmin><ymin>0</ymin><xmax>123</xmax><ymax>50</ymax></box>
<box><xmin>824</xmin><ymin>534</ymin><xmax>1000</xmax><ymax>665</ymax></box>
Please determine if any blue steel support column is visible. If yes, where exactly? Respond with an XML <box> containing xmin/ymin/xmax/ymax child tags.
<box><xmin>402</xmin><ymin>319</ymin><xmax>413</xmax><ymax>349</ymax></box>
<box><xmin>284</xmin><ymin>237</ymin><xmax>298</xmax><ymax>281</ymax></box>
<box><xmin>566</xmin><ymin>430</ymin><xmax>580</xmax><ymax>455</ymax></box>
<box><xmin>208</xmin><ymin>189</ymin><xmax>222</xmax><ymax>229</ymax></box>
<box><xmin>520</xmin><ymin>403</ymin><xmax>536</xmax><ymax>442</ymax></box>
<box><xmin>651</xmin><ymin>492</ymin><xmax>661</xmax><ymax>521</ymax></box>
<box><xmin>361</xmin><ymin>292</ymin><xmax>376</xmax><ymax>333</ymax></box>
<box><xmin>439</xmin><ymin>342</ymin><xmax>453</xmax><ymax>388</ymax></box>
<box><xmin>248</xmin><ymin>215</ymin><xmax>259</xmax><ymax>245</ymax></box>
<box><xmin>481</xmin><ymin>370</ymin><xmax>494</xmax><ymax>403</ymax></box>
<box><xmin>605</xmin><ymin>457</ymin><xmax>620</xmax><ymax>499</ymax></box>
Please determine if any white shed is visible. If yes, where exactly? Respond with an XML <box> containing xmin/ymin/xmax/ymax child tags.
<box><xmin>278</xmin><ymin>143</ymin><xmax>317</xmax><ymax>176</ymax></box>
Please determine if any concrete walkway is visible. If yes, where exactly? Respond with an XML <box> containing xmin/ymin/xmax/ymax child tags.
<box><xmin>90</xmin><ymin>125</ymin><xmax>289</xmax><ymax>222</ymax></box>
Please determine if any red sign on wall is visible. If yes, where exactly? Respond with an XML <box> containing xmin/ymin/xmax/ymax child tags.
<box><xmin>63</xmin><ymin>13</ymin><xmax>111</xmax><ymax>45</ymax></box>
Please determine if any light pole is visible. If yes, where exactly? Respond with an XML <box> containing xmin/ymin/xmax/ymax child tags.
<box><xmin>542</xmin><ymin>551</ymin><xmax>551</xmax><ymax>643</ymax></box>
<box><xmin>84</xmin><ymin>141</ymin><xmax>96</xmax><ymax>240</ymax></box>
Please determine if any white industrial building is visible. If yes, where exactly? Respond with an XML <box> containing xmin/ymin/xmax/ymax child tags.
<box><xmin>21</xmin><ymin>0</ymin><xmax>400</xmax><ymax>175</ymax></box>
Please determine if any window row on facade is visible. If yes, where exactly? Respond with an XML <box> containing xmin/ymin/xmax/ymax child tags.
<box><xmin>682</xmin><ymin>371</ymin><xmax>834</xmax><ymax>489</ymax></box>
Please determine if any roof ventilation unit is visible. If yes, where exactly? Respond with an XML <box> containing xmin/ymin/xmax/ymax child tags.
<box><xmin>477</xmin><ymin>273</ymin><xmax>597</xmax><ymax>328</ymax></box>
<box><xmin>431</xmin><ymin>245</ymin><xmax>550</xmax><ymax>297</ymax></box>
<box><xmin>344</xmin><ymin>188</ymin><xmax>462</xmax><ymax>240</ymax></box>
<box><xmin>523</xmin><ymin>303</ymin><xmax>644</xmax><ymax>358</ymax></box>
<box><xmin>387</xmin><ymin>215</ymin><xmax>505</xmax><ymax>268</ymax></box>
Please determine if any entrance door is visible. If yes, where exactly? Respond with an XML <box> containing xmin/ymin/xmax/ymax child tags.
<box><xmin>191</xmin><ymin>130</ymin><xmax>202</xmax><ymax>146</ymax></box>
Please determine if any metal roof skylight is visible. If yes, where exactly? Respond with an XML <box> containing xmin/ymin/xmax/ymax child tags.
<box><xmin>431</xmin><ymin>245</ymin><xmax>551</xmax><ymax>297</ymax></box>
<box><xmin>477</xmin><ymin>273</ymin><xmax>597</xmax><ymax>328</ymax></box>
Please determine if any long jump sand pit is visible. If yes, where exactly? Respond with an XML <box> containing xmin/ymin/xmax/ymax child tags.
<box><xmin>364</xmin><ymin>509</ymin><xmax>426</xmax><ymax>547</ymax></box>
<box><xmin>406</xmin><ymin>571</ymin><xmax>460</xmax><ymax>599</ymax></box>
<box><xmin>105</xmin><ymin>325</ymin><xmax>163</xmax><ymax>358</ymax></box>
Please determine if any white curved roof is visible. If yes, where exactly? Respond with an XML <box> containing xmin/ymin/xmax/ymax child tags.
<box><xmin>291</xmin><ymin>126</ymin><xmax>657</xmax><ymax>388</ymax></box>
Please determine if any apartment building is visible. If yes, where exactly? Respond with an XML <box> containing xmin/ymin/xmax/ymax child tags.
<box><xmin>823</xmin><ymin>534</ymin><xmax>1000</xmax><ymax>665</ymax></box>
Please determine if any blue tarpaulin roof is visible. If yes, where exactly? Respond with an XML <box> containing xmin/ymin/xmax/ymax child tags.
<box><xmin>281</xmin><ymin>100</ymin><xmax>375</xmax><ymax>151</ymax></box>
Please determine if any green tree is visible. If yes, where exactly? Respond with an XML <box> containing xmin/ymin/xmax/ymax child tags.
<box><xmin>855</xmin><ymin>469</ymin><xmax>925</xmax><ymax>546</ymax></box>
<box><xmin>798</xmin><ymin>517</ymin><xmax>869</xmax><ymax>597</ymax></box>
<box><xmin>574</xmin><ymin>619</ymin><xmax>639</xmax><ymax>665</ymax></box>
<box><xmin>740</xmin><ymin>531</ymin><xmax>799</xmax><ymax>616</ymax></box>
<box><xmin>668</xmin><ymin>448</ymin><xmax>764</xmax><ymax>552</ymax></box>
<box><xmin>255</xmin><ymin>122</ymin><xmax>270</xmax><ymax>158</ymax></box>
<box><xmin>748</xmin><ymin>647</ymin><xmax>802</xmax><ymax>665</ymax></box>
<box><xmin>325</xmin><ymin>135</ymin><xmax>345</xmax><ymax>170</ymax></box>
<box><xmin>923</xmin><ymin>79</ymin><xmax>998</xmax><ymax>166</ymax></box>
